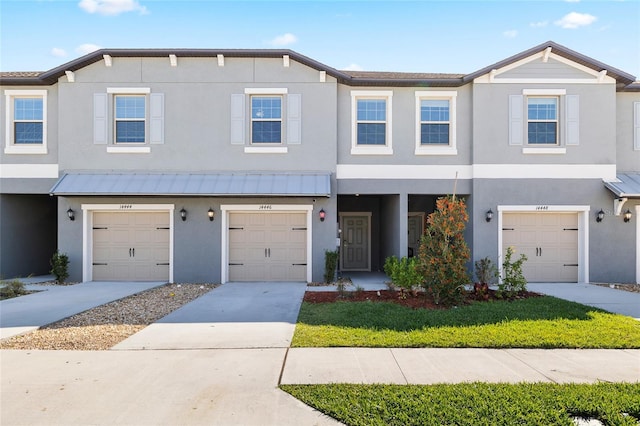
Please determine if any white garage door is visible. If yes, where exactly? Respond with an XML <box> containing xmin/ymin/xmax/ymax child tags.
<box><xmin>92</xmin><ymin>211</ymin><xmax>170</xmax><ymax>281</ymax></box>
<box><xmin>228</xmin><ymin>212</ymin><xmax>307</xmax><ymax>281</ymax></box>
<box><xmin>502</xmin><ymin>212</ymin><xmax>578</xmax><ymax>283</ymax></box>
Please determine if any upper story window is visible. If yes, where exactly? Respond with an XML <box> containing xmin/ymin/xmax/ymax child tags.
<box><xmin>115</xmin><ymin>95</ymin><xmax>146</xmax><ymax>143</ymax></box>
<box><xmin>527</xmin><ymin>97</ymin><xmax>558</xmax><ymax>145</ymax></box>
<box><xmin>351</xmin><ymin>91</ymin><xmax>393</xmax><ymax>155</ymax></box>
<box><xmin>251</xmin><ymin>96</ymin><xmax>282</xmax><ymax>144</ymax></box>
<box><xmin>95</xmin><ymin>88</ymin><xmax>163</xmax><ymax>153</ymax></box>
<box><xmin>509</xmin><ymin>89</ymin><xmax>578</xmax><ymax>154</ymax></box>
<box><xmin>4</xmin><ymin>90</ymin><xmax>47</xmax><ymax>154</ymax></box>
<box><xmin>415</xmin><ymin>91</ymin><xmax>457</xmax><ymax>155</ymax></box>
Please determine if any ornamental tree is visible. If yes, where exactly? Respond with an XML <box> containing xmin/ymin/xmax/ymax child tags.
<box><xmin>417</xmin><ymin>195</ymin><xmax>470</xmax><ymax>306</ymax></box>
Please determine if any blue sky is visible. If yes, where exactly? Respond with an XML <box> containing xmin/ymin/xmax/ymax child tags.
<box><xmin>1</xmin><ymin>0</ymin><xmax>639</xmax><ymax>78</ymax></box>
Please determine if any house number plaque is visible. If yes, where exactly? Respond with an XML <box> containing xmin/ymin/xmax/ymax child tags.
<box><xmin>535</xmin><ymin>206</ymin><xmax>549</xmax><ymax>210</ymax></box>
<box><xmin>259</xmin><ymin>205</ymin><xmax>272</xmax><ymax>210</ymax></box>
<box><xmin>119</xmin><ymin>204</ymin><xmax>133</xmax><ymax>209</ymax></box>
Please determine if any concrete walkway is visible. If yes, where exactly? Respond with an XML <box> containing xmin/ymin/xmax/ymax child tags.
<box><xmin>0</xmin><ymin>280</ymin><xmax>166</xmax><ymax>339</ymax></box>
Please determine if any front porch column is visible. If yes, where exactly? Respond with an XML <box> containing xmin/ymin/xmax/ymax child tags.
<box><xmin>398</xmin><ymin>193</ymin><xmax>408</xmax><ymax>258</ymax></box>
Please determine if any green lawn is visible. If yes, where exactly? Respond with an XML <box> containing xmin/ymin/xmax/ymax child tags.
<box><xmin>292</xmin><ymin>296</ymin><xmax>640</xmax><ymax>348</ymax></box>
<box><xmin>281</xmin><ymin>382</ymin><xmax>640</xmax><ymax>426</ymax></box>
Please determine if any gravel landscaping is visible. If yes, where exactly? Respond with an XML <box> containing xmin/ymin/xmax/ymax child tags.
<box><xmin>0</xmin><ymin>283</ymin><xmax>217</xmax><ymax>350</ymax></box>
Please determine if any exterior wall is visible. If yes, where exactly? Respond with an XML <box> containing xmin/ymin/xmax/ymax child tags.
<box><xmin>616</xmin><ymin>92</ymin><xmax>640</xmax><ymax>171</ymax></box>
<box><xmin>56</xmin><ymin>57</ymin><xmax>337</xmax><ymax>175</ymax></box>
<box><xmin>60</xmin><ymin>195</ymin><xmax>336</xmax><ymax>283</ymax></box>
<box><xmin>336</xmin><ymin>84</ymin><xmax>473</xmax><ymax>166</ymax></box>
<box><xmin>0</xmin><ymin>84</ymin><xmax>59</xmax><ymax>167</ymax></box>
<box><xmin>472</xmin><ymin>82</ymin><xmax>617</xmax><ymax>166</ymax></box>
<box><xmin>471</xmin><ymin>179</ymin><xmax>636</xmax><ymax>283</ymax></box>
<box><xmin>0</xmin><ymin>194</ymin><xmax>57</xmax><ymax>278</ymax></box>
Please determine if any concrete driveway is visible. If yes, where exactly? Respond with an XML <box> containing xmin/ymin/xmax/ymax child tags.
<box><xmin>0</xmin><ymin>281</ymin><xmax>166</xmax><ymax>339</ymax></box>
<box><xmin>113</xmin><ymin>282</ymin><xmax>307</xmax><ymax>350</ymax></box>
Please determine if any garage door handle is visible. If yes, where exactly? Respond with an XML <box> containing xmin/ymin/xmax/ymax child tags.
<box><xmin>93</xmin><ymin>262</ymin><xmax>107</xmax><ymax>266</ymax></box>
<box><xmin>229</xmin><ymin>263</ymin><xmax>244</xmax><ymax>266</ymax></box>
<box><xmin>268</xmin><ymin>248</ymin><xmax>271</xmax><ymax>257</ymax></box>
<box><xmin>564</xmin><ymin>264</ymin><xmax>578</xmax><ymax>267</ymax></box>
<box><xmin>132</xmin><ymin>248</ymin><xmax>135</xmax><ymax>257</ymax></box>
<box><xmin>129</xmin><ymin>248</ymin><xmax>132</xmax><ymax>257</ymax></box>
<box><xmin>156</xmin><ymin>263</ymin><xmax>169</xmax><ymax>266</ymax></box>
<box><xmin>292</xmin><ymin>263</ymin><xmax>307</xmax><ymax>266</ymax></box>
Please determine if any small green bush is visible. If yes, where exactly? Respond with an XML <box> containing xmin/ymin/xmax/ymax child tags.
<box><xmin>383</xmin><ymin>256</ymin><xmax>422</xmax><ymax>291</ymax></box>
<box><xmin>324</xmin><ymin>250</ymin><xmax>339</xmax><ymax>283</ymax></box>
<box><xmin>50</xmin><ymin>250</ymin><xmax>70</xmax><ymax>285</ymax></box>
<box><xmin>0</xmin><ymin>280</ymin><xmax>28</xmax><ymax>300</ymax></box>
<box><xmin>498</xmin><ymin>246</ymin><xmax>528</xmax><ymax>298</ymax></box>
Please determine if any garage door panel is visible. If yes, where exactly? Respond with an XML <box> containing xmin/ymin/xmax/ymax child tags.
<box><xmin>228</xmin><ymin>212</ymin><xmax>307</xmax><ymax>282</ymax></box>
<box><xmin>502</xmin><ymin>212</ymin><xmax>578</xmax><ymax>283</ymax></box>
<box><xmin>92</xmin><ymin>211</ymin><xmax>170</xmax><ymax>281</ymax></box>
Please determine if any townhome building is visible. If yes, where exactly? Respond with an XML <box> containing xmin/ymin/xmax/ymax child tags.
<box><xmin>1</xmin><ymin>41</ymin><xmax>639</xmax><ymax>285</ymax></box>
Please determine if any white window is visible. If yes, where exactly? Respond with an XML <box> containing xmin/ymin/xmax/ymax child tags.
<box><xmin>107</xmin><ymin>88</ymin><xmax>151</xmax><ymax>145</ymax></box>
<box><xmin>351</xmin><ymin>91</ymin><xmax>393</xmax><ymax>155</ymax></box>
<box><xmin>511</xmin><ymin>89</ymin><xmax>577</xmax><ymax>155</ymax></box>
<box><xmin>114</xmin><ymin>95</ymin><xmax>146</xmax><ymax>143</ymax></box>
<box><xmin>97</xmin><ymin>88</ymin><xmax>162</xmax><ymax>153</ymax></box>
<box><xmin>415</xmin><ymin>91</ymin><xmax>457</xmax><ymax>155</ymax></box>
<box><xmin>4</xmin><ymin>90</ymin><xmax>47</xmax><ymax>154</ymax></box>
<box><xmin>527</xmin><ymin>97</ymin><xmax>558</xmax><ymax>145</ymax></box>
<box><xmin>250</xmin><ymin>95</ymin><xmax>282</xmax><ymax>144</ymax></box>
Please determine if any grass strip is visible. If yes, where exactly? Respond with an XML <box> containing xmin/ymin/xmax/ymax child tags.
<box><xmin>281</xmin><ymin>382</ymin><xmax>640</xmax><ymax>426</ymax></box>
<box><xmin>292</xmin><ymin>296</ymin><xmax>640</xmax><ymax>348</ymax></box>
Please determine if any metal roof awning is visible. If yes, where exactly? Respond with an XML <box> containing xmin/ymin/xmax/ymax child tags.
<box><xmin>50</xmin><ymin>172</ymin><xmax>332</xmax><ymax>197</ymax></box>
<box><xmin>604</xmin><ymin>173</ymin><xmax>640</xmax><ymax>198</ymax></box>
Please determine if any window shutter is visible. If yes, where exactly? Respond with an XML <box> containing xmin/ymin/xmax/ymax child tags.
<box><xmin>149</xmin><ymin>93</ymin><xmax>164</xmax><ymax>144</ymax></box>
<box><xmin>93</xmin><ymin>93</ymin><xmax>108</xmax><ymax>144</ymax></box>
<box><xmin>565</xmin><ymin>95</ymin><xmax>579</xmax><ymax>146</ymax></box>
<box><xmin>509</xmin><ymin>95</ymin><xmax>523</xmax><ymax>146</ymax></box>
<box><xmin>287</xmin><ymin>94</ymin><xmax>302</xmax><ymax>144</ymax></box>
<box><xmin>634</xmin><ymin>102</ymin><xmax>640</xmax><ymax>151</ymax></box>
<box><xmin>230</xmin><ymin>94</ymin><xmax>245</xmax><ymax>145</ymax></box>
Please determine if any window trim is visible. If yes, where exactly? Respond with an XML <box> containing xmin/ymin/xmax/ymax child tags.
<box><xmin>351</xmin><ymin>90</ymin><xmax>393</xmax><ymax>155</ymax></box>
<box><xmin>106</xmin><ymin>88</ymin><xmax>151</xmax><ymax>147</ymax></box>
<box><xmin>415</xmin><ymin>91</ymin><xmax>457</xmax><ymax>156</ymax></box>
<box><xmin>4</xmin><ymin>90</ymin><xmax>47</xmax><ymax>155</ymax></box>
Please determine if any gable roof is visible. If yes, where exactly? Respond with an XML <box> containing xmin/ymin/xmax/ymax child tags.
<box><xmin>1</xmin><ymin>41</ymin><xmax>637</xmax><ymax>90</ymax></box>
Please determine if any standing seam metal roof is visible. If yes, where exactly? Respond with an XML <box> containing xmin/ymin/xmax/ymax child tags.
<box><xmin>49</xmin><ymin>172</ymin><xmax>332</xmax><ymax>197</ymax></box>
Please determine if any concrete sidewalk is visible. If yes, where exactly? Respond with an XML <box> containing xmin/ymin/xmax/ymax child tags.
<box><xmin>281</xmin><ymin>348</ymin><xmax>640</xmax><ymax>385</ymax></box>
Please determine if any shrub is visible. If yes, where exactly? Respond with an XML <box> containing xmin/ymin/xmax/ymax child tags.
<box><xmin>0</xmin><ymin>280</ymin><xmax>28</xmax><ymax>300</ymax></box>
<box><xmin>324</xmin><ymin>250</ymin><xmax>339</xmax><ymax>283</ymax></box>
<box><xmin>474</xmin><ymin>257</ymin><xmax>498</xmax><ymax>284</ymax></box>
<box><xmin>498</xmin><ymin>246</ymin><xmax>528</xmax><ymax>298</ymax></box>
<box><xmin>417</xmin><ymin>196</ymin><xmax>470</xmax><ymax>306</ymax></box>
<box><xmin>383</xmin><ymin>256</ymin><xmax>422</xmax><ymax>291</ymax></box>
<box><xmin>50</xmin><ymin>250</ymin><xmax>69</xmax><ymax>285</ymax></box>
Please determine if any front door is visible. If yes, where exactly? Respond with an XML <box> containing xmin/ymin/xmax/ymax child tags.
<box><xmin>340</xmin><ymin>214</ymin><xmax>371</xmax><ymax>271</ymax></box>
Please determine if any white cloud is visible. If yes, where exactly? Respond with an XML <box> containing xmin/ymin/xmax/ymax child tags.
<box><xmin>343</xmin><ymin>63</ymin><xmax>363</xmax><ymax>71</ymax></box>
<box><xmin>503</xmin><ymin>30</ymin><xmax>518</xmax><ymax>38</ymax></box>
<box><xmin>530</xmin><ymin>21</ymin><xmax>548</xmax><ymax>28</ymax></box>
<box><xmin>554</xmin><ymin>12</ymin><xmax>597</xmax><ymax>29</ymax></box>
<box><xmin>76</xmin><ymin>43</ymin><xmax>102</xmax><ymax>55</ymax></box>
<box><xmin>78</xmin><ymin>0</ymin><xmax>148</xmax><ymax>16</ymax></box>
<box><xmin>51</xmin><ymin>48</ymin><xmax>67</xmax><ymax>58</ymax></box>
<box><xmin>268</xmin><ymin>33</ymin><xmax>297</xmax><ymax>46</ymax></box>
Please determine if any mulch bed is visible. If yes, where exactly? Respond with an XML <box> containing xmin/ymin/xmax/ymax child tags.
<box><xmin>303</xmin><ymin>288</ymin><xmax>542</xmax><ymax>310</ymax></box>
